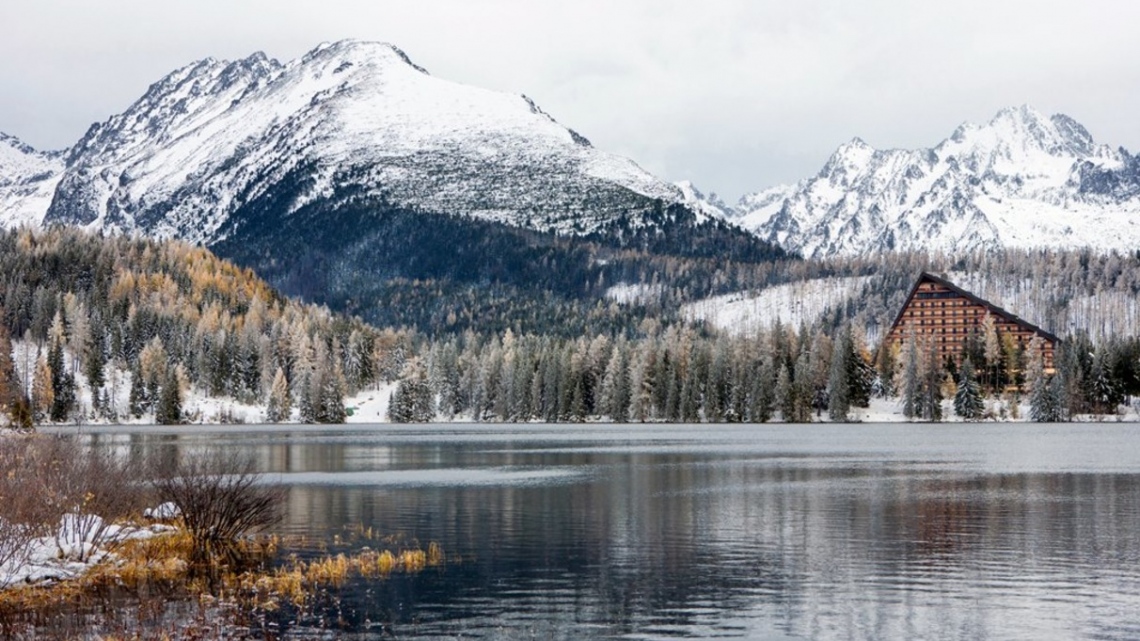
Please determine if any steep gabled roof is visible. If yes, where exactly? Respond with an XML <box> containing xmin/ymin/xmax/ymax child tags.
<box><xmin>888</xmin><ymin>272</ymin><xmax>1062</xmax><ymax>344</ymax></box>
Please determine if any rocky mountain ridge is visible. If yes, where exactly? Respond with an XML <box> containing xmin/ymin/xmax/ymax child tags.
<box><xmin>2</xmin><ymin>40</ymin><xmax>715</xmax><ymax>244</ymax></box>
<box><xmin>731</xmin><ymin>105</ymin><xmax>1140</xmax><ymax>258</ymax></box>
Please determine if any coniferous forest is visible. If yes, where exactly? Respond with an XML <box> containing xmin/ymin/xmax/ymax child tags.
<box><xmin>0</xmin><ymin>227</ymin><xmax>414</xmax><ymax>427</ymax></box>
<box><xmin>1</xmin><ymin>227</ymin><xmax>1139</xmax><ymax>427</ymax></box>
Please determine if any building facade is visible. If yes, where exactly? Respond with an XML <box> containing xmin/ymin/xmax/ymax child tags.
<box><xmin>886</xmin><ymin>273</ymin><xmax>1059</xmax><ymax>373</ymax></box>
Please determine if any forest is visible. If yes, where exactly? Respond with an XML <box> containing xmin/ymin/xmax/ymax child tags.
<box><xmin>0</xmin><ymin>227</ymin><xmax>415</xmax><ymax>427</ymax></box>
<box><xmin>1</xmin><ymin>227</ymin><xmax>1139</xmax><ymax>427</ymax></box>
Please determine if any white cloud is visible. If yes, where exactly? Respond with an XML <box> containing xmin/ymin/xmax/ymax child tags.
<box><xmin>1</xmin><ymin>0</ymin><xmax>1138</xmax><ymax>200</ymax></box>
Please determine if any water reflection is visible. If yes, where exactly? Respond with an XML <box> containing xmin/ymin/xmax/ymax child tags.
<box><xmin>62</xmin><ymin>423</ymin><xmax>1140</xmax><ymax>640</ymax></box>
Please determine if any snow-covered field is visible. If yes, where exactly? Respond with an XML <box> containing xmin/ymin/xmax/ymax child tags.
<box><xmin>681</xmin><ymin>276</ymin><xmax>871</xmax><ymax>335</ymax></box>
<box><xmin>344</xmin><ymin>383</ymin><xmax>398</xmax><ymax>423</ymax></box>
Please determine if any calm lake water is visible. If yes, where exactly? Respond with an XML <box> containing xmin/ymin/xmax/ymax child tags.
<box><xmin>70</xmin><ymin>422</ymin><xmax>1140</xmax><ymax>640</ymax></box>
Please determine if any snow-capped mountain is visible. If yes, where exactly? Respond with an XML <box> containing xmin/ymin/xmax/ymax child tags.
<box><xmin>674</xmin><ymin>180</ymin><xmax>734</xmax><ymax>222</ymax></box>
<box><xmin>734</xmin><ymin>105</ymin><xmax>1140</xmax><ymax>258</ymax></box>
<box><xmin>0</xmin><ymin>133</ymin><xmax>63</xmax><ymax>228</ymax></box>
<box><xmin>34</xmin><ymin>40</ymin><xmax>697</xmax><ymax>244</ymax></box>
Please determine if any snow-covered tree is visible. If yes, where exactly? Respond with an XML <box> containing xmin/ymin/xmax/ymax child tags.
<box><xmin>265</xmin><ymin>367</ymin><xmax>292</xmax><ymax>423</ymax></box>
<box><xmin>954</xmin><ymin>358</ymin><xmax>985</xmax><ymax>420</ymax></box>
<box><xmin>900</xmin><ymin>331</ymin><xmax>920</xmax><ymax>421</ymax></box>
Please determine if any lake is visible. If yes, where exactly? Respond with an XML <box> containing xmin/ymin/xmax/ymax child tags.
<box><xmin>68</xmin><ymin>422</ymin><xmax>1140</xmax><ymax>640</ymax></box>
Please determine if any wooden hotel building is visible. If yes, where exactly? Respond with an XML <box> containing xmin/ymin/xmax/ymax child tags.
<box><xmin>885</xmin><ymin>272</ymin><xmax>1059</xmax><ymax>372</ymax></box>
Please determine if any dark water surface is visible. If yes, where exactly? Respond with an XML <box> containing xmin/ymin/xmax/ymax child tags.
<box><xmin>70</xmin><ymin>423</ymin><xmax>1140</xmax><ymax>639</ymax></box>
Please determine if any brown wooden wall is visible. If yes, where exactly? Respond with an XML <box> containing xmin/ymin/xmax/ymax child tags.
<box><xmin>886</xmin><ymin>280</ymin><xmax>1056</xmax><ymax>373</ymax></box>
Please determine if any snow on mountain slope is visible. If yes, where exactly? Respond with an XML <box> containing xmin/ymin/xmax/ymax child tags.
<box><xmin>735</xmin><ymin>106</ymin><xmax>1140</xmax><ymax>258</ymax></box>
<box><xmin>682</xmin><ymin>276</ymin><xmax>872</xmax><ymax>336</ymax></box>
<box><xmin>40</xmin><ymin>40</ymin><xmax>687</xmax><ymax>244</ymax></box>
<box><xmin>674</xmin><ymin>180</ymin><xmax>733</xmax><ymax>222</ymax></box>
<box><xmin>0</xmin><ymin>133</ymin><xmax>64</xmax><ymax>228</ymax></box>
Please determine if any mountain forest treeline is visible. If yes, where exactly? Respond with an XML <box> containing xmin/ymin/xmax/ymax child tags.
<box><xmin>1</xmin><ymin>228</ymin><xmax>1139</xmax><ymax>427</ymax></box>
<box><xmin>0</xmin><ymin>227</ymin><xmax>414</xmax><ymax>427</ymax></box>
<box><xmin>387</xmin><ymin>319</ymin><xmax>1140</xmax><ymax>424</ymax></box>
<box><xmin>211</xmin><ymin>192</ymin><xmax>790</xmax><ymax>338</ymax></box>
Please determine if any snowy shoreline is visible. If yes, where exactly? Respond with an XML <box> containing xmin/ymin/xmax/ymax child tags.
<box><xmin>0</xmin><ymin>511</ymin><xmax>177</xmax><ymax>590</ymax></box>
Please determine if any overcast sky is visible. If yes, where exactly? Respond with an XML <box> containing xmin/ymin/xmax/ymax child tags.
<box><xmin>2</xmin><ymin>0</ymin><xmax>1138</xmax><ymax>201</ymax></box>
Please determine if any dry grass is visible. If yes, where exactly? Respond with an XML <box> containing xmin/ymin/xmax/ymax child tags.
<box><xmin>0</xmin><ymin>522</ymin><xmax>448</xmax><ymax>638</ymax></box>
<box><xmin>1</xmin><ymin>436</ymin><xmax>452</xmax><ymax>638</ymax></box>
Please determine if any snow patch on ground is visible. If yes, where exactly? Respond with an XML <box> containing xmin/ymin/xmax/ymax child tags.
<box><xmin>344</xmin><ymin>382</ymin><xmax>399</xmax><ymax>423</ymax></box>
<box><xmin>605</xmin><ymin>282</ymin><xmax>664</xmax><ymax>305</ymax></box>
<box><xmin>682</xmin><ymin>277</ymin><xmax>871</xmax><ymax>335</ymax></box>
<box><xmin>0</xmin><ymin>512</ymin><xmax>176</xmax><ymax>589</ymax></box>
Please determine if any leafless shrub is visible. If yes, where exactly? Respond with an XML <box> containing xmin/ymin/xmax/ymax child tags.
<box><xmin>0</xmin><ymin>438</ymin><xmax>55</xmax><ymax>585</ymax></box>
<box><xmin>22</xmin><ymin>437</ymin><xmax>149</xmax><ymax>561</ymax></box>
<box><xmin>0</xmin><ymin>437</ymin><xmax>151</xmax><ymax>570</ymax></box>
<box><xmin>150</xmin><ymin>449</ymin><xmax>284</xmax><ymax>569</ymax></box>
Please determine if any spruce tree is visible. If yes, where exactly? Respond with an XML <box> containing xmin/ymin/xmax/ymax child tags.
<box><xmin>827</xmin><ymin>327</ymin><xmax>850</xmax><ymax>422</ymax></box>
<box><xmin>156</xmin><ymin>368</ymin><xmax>182</xmax><ymax>425</ymax></box>
<box><xmin>921</xmin><ymin>338</ymin><xmax>944</xmax><ymax>422</ymax></box>
<box><xmin>0</xmin><ymin>323</ymin><xmax>32</xmax><ymax>429</ymax></box>
<box><xmin>266</xmin><ymin>367</ymin><xmax>292</xmax><ymax>423</ymax></box>
<box><xmin>792</xmin><ymin>349</ymin><xmax>814</xmax><ymax>423</ymax></box>
<box><xmin>318</xmin><ymin>371</ymin><xmax>347</xmax><ymax>424</ymax></box>
<box><xmin>48</xmin><ymin>339</ymin><xmax>75</xmax><ymax>422</ymax></box>
<box><xmin>900</xmin><ymin>332</ymin><xmax>920</xmax><ymax>421</ymax></box>
<box><xmin>85</xmin><ymin>333</ymin><xmax>106</xmax><ymax>396</ymax></box>
<box><xmin>749</xmin><ymin>354</ymin><xmax>775</xmax><ymax>423</ymax></box>
<box><xmin>776</xmin><ymin>363</ymin><xmax>793</xmax><ymax>422</ymax></box>
<box><xmin>1089</xmin><ymin>347</ymin><xmax>1121</xmax><ymax>415</ymax></box>
<box><xmin>128</xmin><ymin>361</ymin><xmax>146</xmax><ymax>418</ymax></box>
<box><xmin>954</xmin><ymin>358</ymin><xmax>985</xmax><ymax>420</ymax></box>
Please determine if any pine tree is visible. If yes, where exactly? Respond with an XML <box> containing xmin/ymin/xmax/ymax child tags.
<box><xmin>921</xmin><ymin>338</ymin><xmax>943</xmax><ymax>422</ymax></box>
<box><xmin>84</xmin><ymin>331</ymin><xmax>106</xmax><ymax>395</ymax></box>
<box><xmin>266</xmin><ymin>367</ymin><xmax>292</xmax><ymax>423</ymax></box>
<box><xmin>982</xmin><ymin>313</ymin><xmax>1002</xmax><ymax>392</ymax></box>
<box><xmin>749</xmin><ymin>353</ymin><xmax>775</xmax><ymax>423</ymax></box>
<box><xmin>954</xmin><ymin>358</ymin><xmax>985</xmax><ymax>420</ymax></box>
<box><xmin>827</xmin><ymin>327</ymin><xmax>851</xmax><ymax>422</ymax></box>
<box><xmin>297</xmin><ymin>371</ymin><xmax>316</xmax><ymax>423</ymax></box>
<box><xmin>900</xmin><ymin>331</ymin><xmax>920</xmax><ymax>421</ymax></box>
<box><xmin>847</xmin><ymin>332</ymin><xmax>874</xmax><ymax>409</ymax></box>
<box><xmin>388</xmin><ymin>359</ymin><xmax>432</xmax><ymax>423</ymax></box>
<box><xmin>317</xmin><ymin>368</ymin><xmax>348</xmax><ymax>424</ymax></box>
<box><xmin>48</xmin><ymin>338</ymin><xmax>75</xmax><ymax>422</ymax></box>
<box><xmin>791</xmin><ymin>349</ymin><xmax>814</xmax><ymax>423</ymax></box>
<box><xmin>776</xmin><ymin>363</ymin><xmax>793</xmax><ymax>422</ymax></box>
<box><xmin>874</xmin><ymin>342</ymin><xmax>897</xmax><ymax>397</ymax></box>
<box><xmin>156</xmin><ymin>368</ymin><xmax>182</xmax><ymax>425</ymax></box>
<box><xmin>1089</xmin><ymin>347</ymin><xmax>1120</xmax><ymax>415</ymax></box>
<box><xmin>0</xmin><ymin>321</ymin><xmax>25</xmax><ymax>427</ymax></box>
<box><xmin>128</xmin><ymin>361</ymin><xmax>146</xmax><ymax>418</ymax></box>
<box><xmin>1025</xmin><ymin>337</ymin><xmax>1055</xmax><ymax>422</ymax></box>
<box><xmin>598</xmin><ymin>344</ymin><xmax>630</xmax><ymax>422</ymax></box>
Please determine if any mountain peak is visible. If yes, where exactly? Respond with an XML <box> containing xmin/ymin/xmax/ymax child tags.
<box><xmin>303</xmin><ymin>40</ymin><xmax>429</xmax><ymax>74</ymax></box>
<box><xmin>734</xmin><ymin>106</ymin><xmax>1139</xmax><ymax>258</ymax></box>
<box><xmin>32</xmin><ymin>40</ymin><xmax>685</xmax><ymax>242</ymax></box>
<box><xmin>820</xmin><ymin>136</ymin><xmax>876</xmax><ymax>176</ymax></box>
<box><xmin>967</xmin><ymin>104</ymin><xmax>1096</xmax><ymax>157</ymax></box>
<box><xmin>0</xmin><ymin>131</ymin><xmax>37</xmax><ymax>156</ymax></box>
